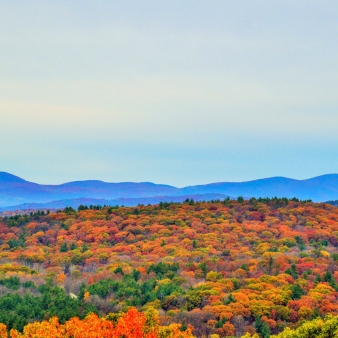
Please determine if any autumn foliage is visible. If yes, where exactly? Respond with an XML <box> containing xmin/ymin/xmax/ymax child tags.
<box><xmin>1</xmin><ymin>198</ymin><xmax>338</xmax><ymax>336</ymax></box>
<box><xmin>6</xmin><ymin>307</ymin><xmax>194</xmax><ymax>338</ymax></box>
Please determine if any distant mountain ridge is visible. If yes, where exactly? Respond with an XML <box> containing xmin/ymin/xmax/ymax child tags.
<box><xmin>0</xmin><ymin>194</ymin><xmax>228</xmax><ymax>212</ymax></box>
<box><xmin>0</xmin><ymin>172</ymin><xmax>338</xmax><ymax>211</ymax></box>
<box><xmin>0</xmin><ymin>172</ymin><xmax>27</xmax><ymax>183</ymax></box>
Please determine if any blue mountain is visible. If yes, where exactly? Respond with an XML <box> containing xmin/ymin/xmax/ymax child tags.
<box><xmin>0</xmin><ymin>172</ymin><xmax>337</xmax><ymax>210</ymax></box>
<box><xmin>182</xmin><ymin>174</ymin><xmax>338</xmax><ymax>201</ymax></box>
<box><xmin>0</xmin><ymin>172</ymin><xmax>26</xmax><ymax>183</ymax></box>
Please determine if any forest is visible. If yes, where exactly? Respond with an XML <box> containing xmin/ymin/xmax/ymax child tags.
<box><xmin>0</xmin><ymin>197</ymin><xmax>338</xmax><ymax>337</ymax></box>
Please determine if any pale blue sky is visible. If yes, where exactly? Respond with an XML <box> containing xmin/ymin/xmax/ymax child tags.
<box><xmin>1</xmin><ymin>1</ymin><xmax>338</xmax><ymax>186</ymax></box>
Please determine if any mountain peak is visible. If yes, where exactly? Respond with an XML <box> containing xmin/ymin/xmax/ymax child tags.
<box><xmin>0</xmin><ymin>172</ymin><xmax>26</xmax><ymax>183</ymax></box>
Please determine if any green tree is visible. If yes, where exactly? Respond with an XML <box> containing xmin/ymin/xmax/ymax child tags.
<box><xmin>60</xmin><ymin>243</ymin><xmax>68</xmax><ymax>252</ymax></box>
<box><xmin>290</xmin><ymin>283</ymin><xmax>304</xmax><ymax>300</ymax></box>
<box><xmin>255</xmin><ymin>316</ymin><xmax>271</xmax><ymax>338</ymax></box>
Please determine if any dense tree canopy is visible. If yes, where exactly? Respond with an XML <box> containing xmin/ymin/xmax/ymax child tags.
<box><xmin>0</xmin><ymin>198</ymin><xmax>338</xmax><ymax>337</ymax></box>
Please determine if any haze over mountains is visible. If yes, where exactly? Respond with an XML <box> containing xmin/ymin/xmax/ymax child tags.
<box><xmin>0</xmin><ymin>172</ymin><xmax>338</xmax><ymax>211</ymax></box>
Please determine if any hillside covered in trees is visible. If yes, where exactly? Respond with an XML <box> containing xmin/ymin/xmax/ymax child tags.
<box><xmin>0</xmin><ymin>198</ymin><xmax>338</xmax><ymax>337</ymax></box>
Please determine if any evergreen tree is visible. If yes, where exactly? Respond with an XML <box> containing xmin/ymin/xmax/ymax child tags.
<box><xmin>255</xmin><ymin>316</ymin><xmax>271</xmax><ymax>338</ymax></box>
<box><xmin>60</xmin><ymin>243</ymin><xmax>68</xmax><ymax>252</ymax></box>
<box><xmin>291</xmin><ymin>283</ymin><xmax>304</xmax><ymax>300</ymax></box>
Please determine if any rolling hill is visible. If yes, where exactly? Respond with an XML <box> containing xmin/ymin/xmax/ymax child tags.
<box><xmin>0</xmin><ymin>172</ymin><xmax>338</xmax><ymax>211</ymax></box>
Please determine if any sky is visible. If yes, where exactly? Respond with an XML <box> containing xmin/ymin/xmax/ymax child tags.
<box><xmin>1</xmin><ymin>1</ymin><xmax>338</xmax><ymax>187</ymax></box>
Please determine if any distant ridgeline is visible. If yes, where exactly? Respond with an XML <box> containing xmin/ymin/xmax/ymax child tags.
<box><xmin>326</xmin><ymin>200</ymin><xmax>338</xmax><ymax>206</ymax></box>
<box><xmin>0</xmin><ymin>196</ymin><xmax>314</xmax><ymax>216</ymax></box>
<box><xmin>1</xmin><ymin>171</ymin><xmax>338</xmax><ymax>211</ymax></box>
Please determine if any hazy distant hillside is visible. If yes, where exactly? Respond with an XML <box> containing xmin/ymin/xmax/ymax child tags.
<box><xmin>0</xmin><ymin>193</ymin><xmax>227</xmax><ymax>212</ymax></box>
<box><xmin>182</xmin><ymin>174</ymin><xmax>338</xmax><ymax>202</ymax></box>
<box><xmin>0</xmin><ymin>172</ymin><xmax>338</xmax><ymax>210</ymax></box>
<box><xmin>327</xmin><ymin>200</ymin><xmax>338</xmax><ymax>206</ymax></box>
<box><xmin>0</xmin><ymin>172</ymin><xmax>179</xmax><ymax>207</ymax></box>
